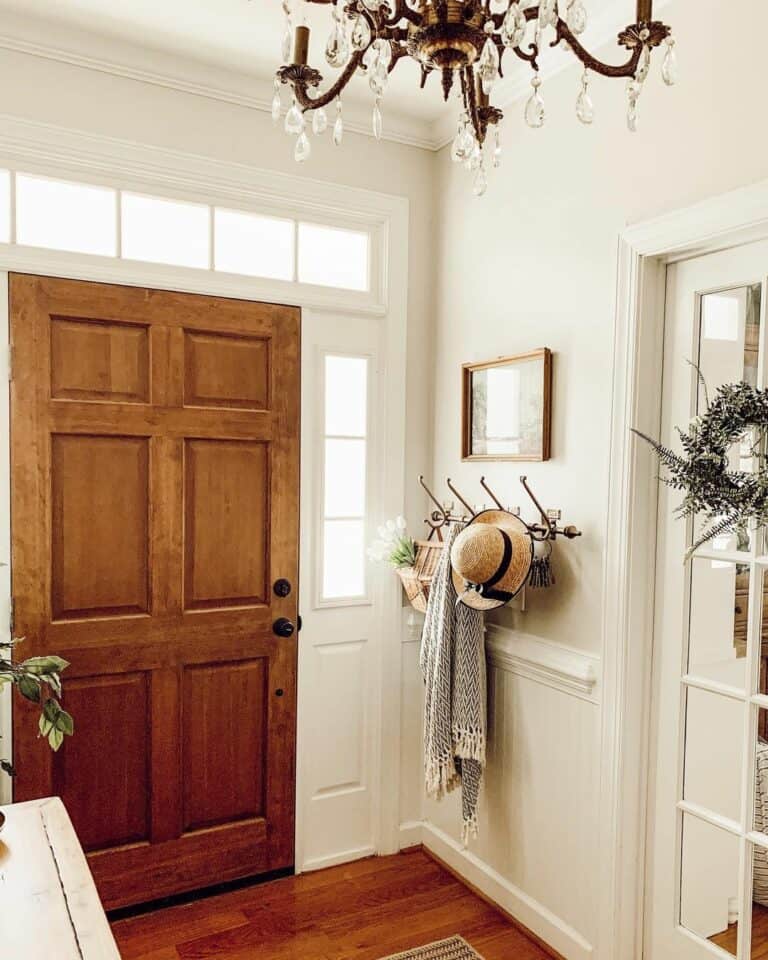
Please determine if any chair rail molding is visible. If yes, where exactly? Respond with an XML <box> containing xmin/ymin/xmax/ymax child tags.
<box><xmin>598</xmin><ymin>175</ymin><xmax>768</xmax><ymax>960</ymax></box>
<box><xmin>485</xmin><ymin>624</ymin><xmax>599</xmax><ymax>703</ymax></box>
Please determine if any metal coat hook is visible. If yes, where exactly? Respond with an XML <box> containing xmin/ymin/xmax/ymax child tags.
<box><xmin>446</xmin><ymin>477</ymin><xmax>475</xmax><ymax>516</ymax></box>
<box><xmin>520</xmin><ymin>475</ymin><xmax>553</xmax><ymax>541</ymax></box>
<box><xmin>479</xmin><ymin>476</ymin><xmax>504</xmax><ymax>510</ymax></box>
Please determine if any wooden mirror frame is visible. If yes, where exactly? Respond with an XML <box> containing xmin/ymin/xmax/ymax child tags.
<box><xmin>461</xmin><ymin>348</ymin><xmax>552</xmax><ymax>462</ymax></box>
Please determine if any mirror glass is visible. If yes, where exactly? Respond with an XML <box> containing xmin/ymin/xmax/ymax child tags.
<box><xmin>465</xmin><ymin>351</ymin><xmax>550</xmax><ymax>461</ymax></box>
<box><xmin>682</xmin><ymin>686</ymin><xmax>743</xmax><ymax>821</ymax></box>
<box><xmin>680</xmin><ymin>813</ymin><xmax>739</xmax><ymax>956</ymax></box>
<box><xmin>688</xmin><ymin>558</ymin><xmax>750</xmax><ymax>686</ymax></box>
<box><xmin>694</xmin><ymin>284</ymin><xmax>762</xmax><ymax>554</ymax></box>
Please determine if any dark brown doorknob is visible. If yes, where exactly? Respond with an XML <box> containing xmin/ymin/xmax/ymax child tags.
<box><xmin>273</xmin><ymin>617</ymin><xmax>295</xmax><ymax>638</ymax></box>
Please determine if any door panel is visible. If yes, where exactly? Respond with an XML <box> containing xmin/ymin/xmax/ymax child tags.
<box><xmin>183</xmin><ymin>439</ymin><xmax>269</xmax><ymax>609</ymax></box>
<box><xmin>10</xmin><ymin>274</ymin><xmax>300</xmax><ymax>909</ymax></box>
<box><xmin>51</xmin><ymin>434</ymin><xmax>150</xmax><ymax>618</ymax></box>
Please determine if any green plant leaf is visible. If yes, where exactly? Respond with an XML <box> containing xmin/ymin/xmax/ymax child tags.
<box><xmin>56</xmin><ymin>710</ymin><xmax>74</xmax><ymax>737</ymax></box>
<box><xmin>21</xmin><ymin>655</ymin><xmax>70</xmax><ymax>676</ymax></box>
<box><xmin>18</xmin><ymin>674</ymin><xmax>40</xmax><ymax>703</ymax></box>
<box><xmin>47</xmin><ymin>726</ymin><xmax>64</xmax><ymax>751</ymax></box>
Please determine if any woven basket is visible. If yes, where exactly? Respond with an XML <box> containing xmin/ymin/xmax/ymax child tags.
<box><xmin>396</xmin><ymin>539</ymin><xmax>445</xmax><ymax>613</ymax></box>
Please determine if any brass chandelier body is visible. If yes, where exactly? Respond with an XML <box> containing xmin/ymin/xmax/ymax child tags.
<box><xmin>275</xmin><ymin>1</ymin><xmax>675</xmax><ymax>193</ymax></box>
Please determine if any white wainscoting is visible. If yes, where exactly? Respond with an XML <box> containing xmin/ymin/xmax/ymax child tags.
<box><xmin>399</xmin><ymin>620</ymin><xmax>601</xmax><ymax>960</ymax></box>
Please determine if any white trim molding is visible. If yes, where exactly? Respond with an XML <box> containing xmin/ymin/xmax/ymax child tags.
<box><xmin>485</xmin><ymin>624</ymin><xmax>600</xmax><ymax>704</ymax></box>
<box><xmin>598</xmin><ymin>176</ymin><xmax>768</xmax><ymax>960</ymax></box>
<box><xmin>422</xmin><ymin>822</ymin><xmax>594</xmax><ymax>960</ymax></box>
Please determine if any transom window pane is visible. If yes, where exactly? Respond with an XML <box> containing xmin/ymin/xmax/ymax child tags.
<box><xmin>122</xmin><ymin>192</ymin><xmax>210</xmax><ymax>269</ymax></box>
<box><xmin>298</xmin><ymin>223</ymin><xmax>369</xmax><ymax>292</ymax></box>
<box><xmin>320</xmin><ymin>354</ymin><xmax>369</xmax><ymax>602</ymax></box>
<box><xmin>214</xmin><ymin>208</ymin><xmax>294</xmax><ymax>280</ymax></box>
<box><xmin>16</xmin><ymin>174</ymin><xmax>117</xmax><ymax>256</ymax></box>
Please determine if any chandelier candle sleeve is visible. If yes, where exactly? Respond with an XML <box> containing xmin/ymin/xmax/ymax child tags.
<box><xmin>275</xmin><ymin>1</ymin><xmax>674</xmax><ymax>192</ymax></box>
<box><xmin>294</xmin><ymin>25</ymin><xmax>310</xmax><ymax>66</ymax></box>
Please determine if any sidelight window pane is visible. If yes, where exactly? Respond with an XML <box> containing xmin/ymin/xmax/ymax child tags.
<box><xmin>298</xmin><ymin>222</ymin><xmax>369</xmax><ymax>291</ymax></box>
<box><xmin>323</xmin><ymin>519</ymin><xmax>365</xmax><ymax>599</ymax></box>
<box><xmin>325</xmin><ymin>356</ymin><xmax>368</xmax><ymax>437</ymax></box>
<box><xmin>122</xmin><ymin>192</ymin><xmax>209</xmax><ymax>269</ymax></box>
<box><xmin>16</xmin><ymin>174</ymin><xmax>117</xmax><ymax>256</ymax></box>
<box><xmin>325</xmin><ymin>438</ymin><xmax>366</xmax><ymax>518</ymax></box>
<box><xmin>214</xmin><ymin>208</ymin><xmax>294</xmax><ymax>280</ymax></box>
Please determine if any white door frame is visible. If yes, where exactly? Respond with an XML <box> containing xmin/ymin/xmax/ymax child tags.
<box><xmin>599</xmin><ymin>178</ymin><xmax>768</xmax><ymax>960</ymax></box>
<box><xmin>0</xmin><ymin>116</ymin><xmax>410</xmax><ymax>868</ymax></box>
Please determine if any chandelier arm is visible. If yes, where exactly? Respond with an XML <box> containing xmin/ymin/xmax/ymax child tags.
<box><xmin>279</xmin><ymin>51</ymin><xmax>365</xmax><ymax>112</ymax></box>
<box><xmin>551</xmin><ymin>18</ymin><xmax>657</xmax><ymax>78</ymax></box>
<box><xmin>382</xmin><ymin>0</ymin><xmax>423</xmax><ymax>26</ymax></box>
<box><xmin>461</xmin><ymin>68</ymin><xmax>484</xmax><ymax>147</ymax></box>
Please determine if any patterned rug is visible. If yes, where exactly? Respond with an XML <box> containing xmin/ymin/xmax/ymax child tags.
<box><xmin>381</xmin><ymin>936</ymin><xmax>484</xmax><ymax>959</ymax></box>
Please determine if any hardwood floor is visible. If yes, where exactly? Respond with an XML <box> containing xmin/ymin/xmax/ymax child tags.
<box><xmin>710</xmin><ymin>902</ymin><xmax>768</xmax><ymax>956</ymax></box>
<box><xmin>111</xmin><ymin>850</ymin><xmax>553</xmax><ymax>960</ymax></box>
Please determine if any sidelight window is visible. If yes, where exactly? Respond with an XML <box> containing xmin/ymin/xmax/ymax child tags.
<box><xmin>320</xmin><ymin>354</ymin><xmax>369</xmax><ymax>602</ymax></box>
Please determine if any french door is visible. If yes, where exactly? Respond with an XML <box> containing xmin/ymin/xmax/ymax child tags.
<box><xmin>647</xmin><ymin>241</ymin><xmax>768</xmax><ymax>958</ymax></box>
<box><xmin>10</xmin><ymin>274</ymin><xmax>300</xmax><ymax>910</ymax></box>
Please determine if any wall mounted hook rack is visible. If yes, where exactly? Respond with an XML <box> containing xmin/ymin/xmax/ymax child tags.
<box><xmin>418</xmin><ymin>474</ymin><xmax>582</xmax><ymax>543</ymax></box>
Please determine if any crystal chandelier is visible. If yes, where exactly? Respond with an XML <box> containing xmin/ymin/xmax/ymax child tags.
<box><xmin>274</xmin><ymin>1</ymin><xmax>676</xmax><ymax>195</ymax></box>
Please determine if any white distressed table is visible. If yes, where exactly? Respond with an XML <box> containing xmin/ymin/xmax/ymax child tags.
<box><xmin>0</xmin><ymin>797</ymin><xmax>121</xmax><ymax>959</ymax></box>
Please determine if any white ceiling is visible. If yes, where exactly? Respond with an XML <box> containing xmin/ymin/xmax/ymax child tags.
<box><xmin>0</xmin><ymin>0</ymin><xmax>668</xmax><ymax>147</ymax></box>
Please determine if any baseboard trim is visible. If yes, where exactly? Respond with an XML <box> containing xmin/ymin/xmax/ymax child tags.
<box><xmin>398</xmin><ymin>820</ymin><xmax>425</xmax><ymax>851</ymax></box>
<box><xmin>301</xmin><ymin>845</ymin><xmax>376</xmax><ymax>873</ymax></box>
<box><xmin>421</xmin><ymin>822</ymin><xmax>594</xmax><ymax>960</ymax></box>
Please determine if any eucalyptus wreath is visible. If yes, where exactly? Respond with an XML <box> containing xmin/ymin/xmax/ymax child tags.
<box><xmin>634</xmin><ymin>375</ymin><xmax>768</xmax><ymax>558</ymax></box>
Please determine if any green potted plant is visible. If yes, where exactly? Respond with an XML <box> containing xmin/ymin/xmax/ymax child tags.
<box><xmin>0</xmin><ymin>640</ymin><xmax>73</xmax><ymax>778</ymax></box>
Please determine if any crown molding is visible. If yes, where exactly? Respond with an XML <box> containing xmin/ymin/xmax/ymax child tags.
<box><xmin>0</xmin><ymin>0</ymin><xmax>673</xmax><ymax>155</ymax></box>
<box><xmin>0</xmin><ymin>17</ymin><xmax>437</xmax><ymax>152</ymax></box>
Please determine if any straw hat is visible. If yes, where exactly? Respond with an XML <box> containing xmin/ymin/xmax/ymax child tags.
<box><xmin>450</xmin><ymin>510</ymin><xmax>533</xmax><ymax>611</ymax></box>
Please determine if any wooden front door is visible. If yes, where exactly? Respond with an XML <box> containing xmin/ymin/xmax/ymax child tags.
<box><xmin>10</xmin><ymin>274</ymin><xmax>300</xmax><ymax>910</ymax></box>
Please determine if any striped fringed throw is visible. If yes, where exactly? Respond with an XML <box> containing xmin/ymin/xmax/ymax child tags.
<box><xmin>420</xmin><ymin>524</ymin><xmax>487</xmax><ymax>843</ymax></box>
<box><xmin>380</xmin><ymin>936</ymin><xmax>484</xmax><ymax>959</ymax></box>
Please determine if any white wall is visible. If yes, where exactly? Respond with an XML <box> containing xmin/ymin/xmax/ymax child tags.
<box><xmin>405</xmin><ymin>2</ymin><xmax>768</xmax><ymax>957</ymax></box>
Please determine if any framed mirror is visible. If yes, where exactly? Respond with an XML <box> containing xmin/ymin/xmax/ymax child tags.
<box><xmin>462</xmin><ymin>349</ymin><xmax>552</xmax><ymax>461</ymax></box>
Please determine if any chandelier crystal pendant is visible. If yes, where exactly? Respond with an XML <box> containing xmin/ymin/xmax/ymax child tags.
<box><xmin>275</xmin><ymin>0</ymin><xmax>675</xmax><ymax>194</ymax></box>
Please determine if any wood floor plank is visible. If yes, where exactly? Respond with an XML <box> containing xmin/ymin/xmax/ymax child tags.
<box><xmin>112</xmin><ymin>851</ymin><xmax>554</xmax><ymax>960</ymax></box>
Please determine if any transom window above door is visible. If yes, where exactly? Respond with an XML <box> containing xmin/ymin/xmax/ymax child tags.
<box><xmin>0</xmin><ymin>170</ymin><xmax>371</xmax><ymax>293</ymax></box>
